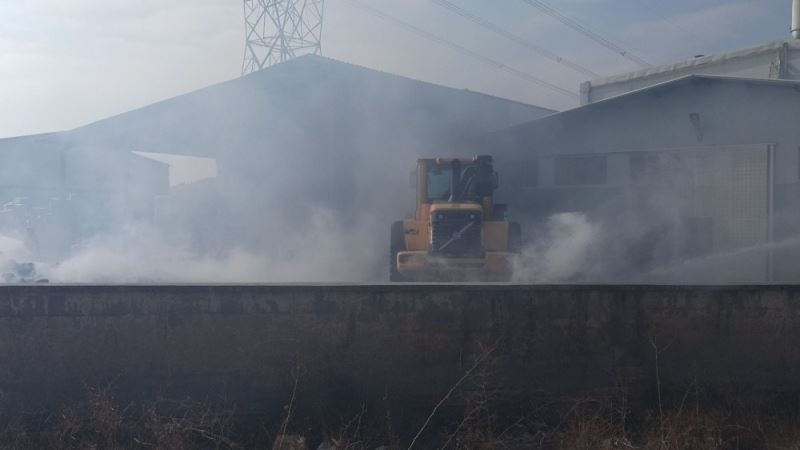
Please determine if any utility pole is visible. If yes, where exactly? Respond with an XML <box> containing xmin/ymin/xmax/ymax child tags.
<box><xmin>242</xmin><ymin>0</ymin><xmax>325</xmax><ymax>75</ymax></box>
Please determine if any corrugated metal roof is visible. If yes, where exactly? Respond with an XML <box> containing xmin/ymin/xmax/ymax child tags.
<box><xmin>500</xmin><ymin>74</ymin><xmax>800</xmax><ymax>136</ymax></box>
<box><xmin>592</xmin><ymin>40</ymin><xmax>799</xmax><ymax>87</ymax></box>
<box><xmin>582</xmin><ymin>40</ymin><xmax>800</xmax><ymax>104</ymax></box>
<box><xmin>0</xmin><ymin>55</ymin><xmax>556</xmax><ymax>158</ymax></box>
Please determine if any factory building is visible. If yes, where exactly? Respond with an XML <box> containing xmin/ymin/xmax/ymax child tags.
<box><xmin>485</xmin><ymin>56</ymin><xmax>800</xmax><ymax>282</ymax></box>
<box><xmin>477</xmin><ymin>1</ymin><xmax>800</xmax><ymax>282</ymax></box>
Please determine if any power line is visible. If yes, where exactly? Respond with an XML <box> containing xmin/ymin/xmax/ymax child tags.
<box><xmin>519</xmin><ymin>0</ymin><xmax>651</xmax><ymax>68</ymax></box>
<box><xmin>430</xmin><ymin>0</ymin><xmax>601</xmax><ymax>79</ymax></box>
<box><xmin>637</xmin><ymin>0</ymin><xmax>703</xmax><ymax>46</ymax></box>
<box><xmin>344</xmin><ymin>0</ymin><xmax>577</xmax><ymax>99</ymax></box>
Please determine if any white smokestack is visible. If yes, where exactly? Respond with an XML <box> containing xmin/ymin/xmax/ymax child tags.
<box><xmin>794</xmin><ymin>0</ymin><xmax>800</xmax><ymax>39</ymax></box>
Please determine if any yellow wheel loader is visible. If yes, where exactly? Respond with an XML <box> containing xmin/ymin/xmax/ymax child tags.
<box><xmin>390</xmin><ymin>155</ymin><xmax>521</xmax><ymax>282</ymax></box>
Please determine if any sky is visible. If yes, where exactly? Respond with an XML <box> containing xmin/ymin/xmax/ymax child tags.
<box><xmin>0</xmin><ymin>0</ymin><xmax>792</xmax><ymax>138</ymax></box>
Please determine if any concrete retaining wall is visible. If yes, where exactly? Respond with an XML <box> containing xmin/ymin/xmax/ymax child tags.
<box><xmin>1</xmin><ymin>284</ymin><xmax>799</xmax><ymax>418</ymax></box>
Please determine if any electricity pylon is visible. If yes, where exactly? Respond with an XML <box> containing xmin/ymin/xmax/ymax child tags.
<box><xmin>242</xmin><ymin>0</ymin><xmax>325</xmax><ymax>75</ymax></box>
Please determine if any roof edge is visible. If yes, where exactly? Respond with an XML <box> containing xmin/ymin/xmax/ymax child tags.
<box><xmin>498</xmin><ymin>74</ymin><xmax>800</xmax><ymax>135</ymax></box>
<box><xmin>279</xmin><ymin>55</ymin><xmax>558</xmax><ymax>113</ymax></box>
<box><xmin>70</xmin><ymin>54</ymin><xmax>556</xmax><ymax>134</ymax></box>
<box><xmin>586</xmin><ymin>39</ymin><xmax>798</xmax><ymax>88</ymax></box>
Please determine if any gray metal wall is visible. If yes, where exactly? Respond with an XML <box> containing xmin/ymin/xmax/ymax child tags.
<box><xmin>484</xmin><ymin>78</ymin><xmax>800</xmax><ymax>282</ymax></box>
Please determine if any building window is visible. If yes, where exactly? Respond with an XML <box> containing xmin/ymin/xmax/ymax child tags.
<box><xmin>797</xmin><ymin>147</ymin><xmax>800</xmax><ymax>181</ymax></box>
<box><xmin>525</xmin><ymin>159</ymin><xmax>539</xmax><ymax>187</ymax></box>
<box><xmin>520</xmin><ymin>159</ymin><xmax>539</xmax><ymax>187</ymax></box>
<box><xmin>630</xmin><ymin>153</ymin><xmax>660</xmax><ymax>183</ymax></box>
<box><xmin>555</xmin><ymin>155</ymin><xmax>607</xmax><ymax>186</ymax></box>
<box><xmin>507</xmin><ymin>159</ymin><xmax>538</xmax><ymax>188</ymax></box>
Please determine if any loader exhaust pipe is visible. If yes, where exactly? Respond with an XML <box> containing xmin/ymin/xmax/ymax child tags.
<box><xmin>449</xmin><ymin>159</ymin><xmax>462</xmax><ymax>202</ymax></box>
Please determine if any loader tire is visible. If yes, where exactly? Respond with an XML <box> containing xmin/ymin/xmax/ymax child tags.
<box><xmin>508</xmin><ymin>222</ymin><xmax>522</xmax><ymax>253</ymax></box>
<box><xmin>390</xmin><ymin>221</ymin><xmax>406</xmax><ymax>282</ymax></box>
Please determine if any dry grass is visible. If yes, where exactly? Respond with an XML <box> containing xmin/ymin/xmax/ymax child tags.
<box><xmin>3</xmin><ymin>343</ymin><xmax>800</xmax><ymax>449</ymax></box>
<box><xmin>550</xmin><ymin>402</ymin><xmax>800</xmax><ymax>450</ymax></box>
<box><xmin>0</xmin><ymin>386</ymin><xmax>240</xmax><ymax>450</ymax></box>
<box><xmin>3</xmin><ymin>386</ymin><xmax>800</xmax><ymax>449</ymax></box>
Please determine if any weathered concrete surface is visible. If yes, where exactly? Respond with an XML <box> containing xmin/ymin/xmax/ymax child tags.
<box><xmin>0</xmin><ymin>284</ymin><xmax>799</xmax><ymax>417</ymax></box>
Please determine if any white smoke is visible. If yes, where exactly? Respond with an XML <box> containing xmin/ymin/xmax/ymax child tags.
<box><xmin>0</xmin><ymin>233</ymin><xmax>46</xmax><ymax>282</ymax></box>
<box><xmin>0</xmin><ymin>234</ymin><xmax>30</xmax><ymax>262</ymax></box>
<box><xmin>44</xmin><ymin>207</ymin><xmax>383</xmax><ymax>283</ymax></box>
<box><xmin>512</xmin><ymin>212</ymin><xmax>601</xmax><ymax>283</ymax></box>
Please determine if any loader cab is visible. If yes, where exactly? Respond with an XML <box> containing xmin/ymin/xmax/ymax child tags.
<box><xmin>415</xmin><ymin>155</ymin><xmax>501</xmax><ymax>220</ymax></box>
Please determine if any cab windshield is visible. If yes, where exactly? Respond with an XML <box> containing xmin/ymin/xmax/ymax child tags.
<box><xmin>426</xmin><ymin>163</ymin><xmax>484</xmax><ymax>203</ymax></box>
<box><xmin>426</xmin><ymin>165</ymin><xmax>452</xmax><ymax>202</ymax></box>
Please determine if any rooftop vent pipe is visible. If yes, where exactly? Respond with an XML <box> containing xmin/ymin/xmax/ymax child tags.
<box><xmin>794</xmin><ymin>0</ymin><xmax>800</xmax><ymax>39</ymax></box>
